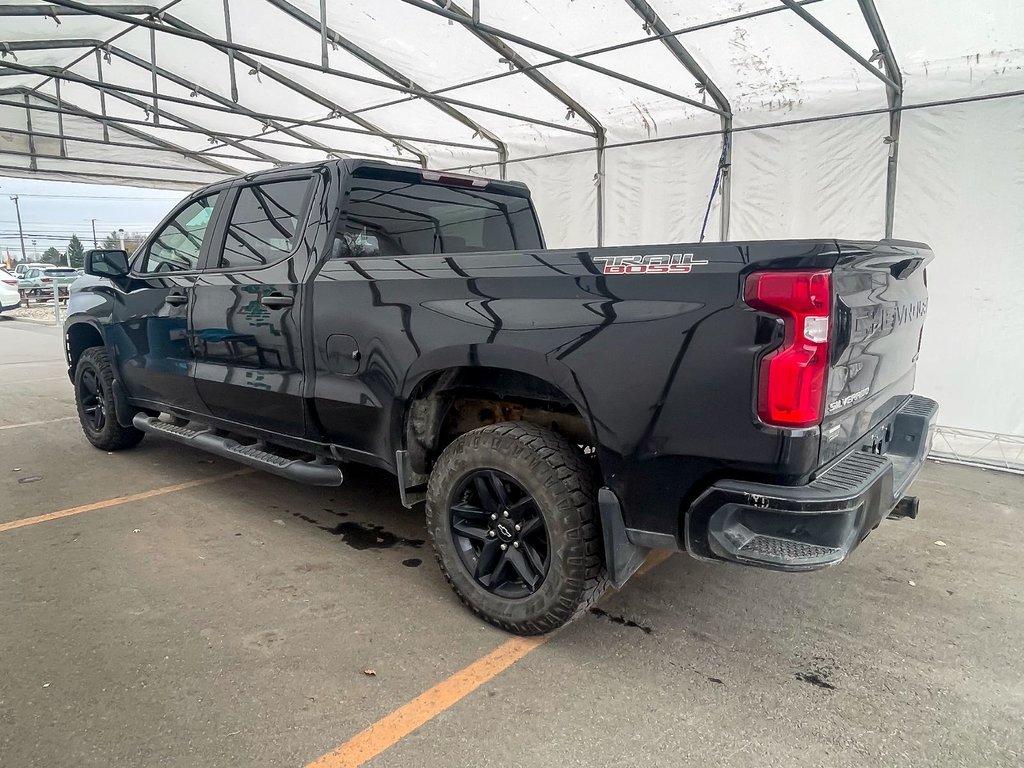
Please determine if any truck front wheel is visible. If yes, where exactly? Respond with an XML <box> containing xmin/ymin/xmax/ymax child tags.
<box><xmin>74</xmin><ymin>347</ymin><xmax>145</xmax><ymax>451</ymax></box>
<box><xmin>426</xmin><ymin>422</ymin><xmax>607</xmax><ymax>635</ymax></box>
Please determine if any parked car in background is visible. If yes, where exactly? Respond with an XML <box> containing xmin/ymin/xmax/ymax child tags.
<box><xmin>0</xmin><ymin>268</ymin><xmax>20</xmax><ymax>314</ymax></box>
<box><xmin>13</xmin><ymin>262</ymin><xmax>48</xmax><ymax>278</ymax></box>
<box><xmin>19</xmin><ymin>266</ymin><xmax>79</xmax><ymax>303</ymax></box>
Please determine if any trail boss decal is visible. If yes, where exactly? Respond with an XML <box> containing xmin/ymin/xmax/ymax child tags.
<box><xmin>592</xmin><ymin>252</ymin><xmax>709</xmax><ymax>275</ymax></box>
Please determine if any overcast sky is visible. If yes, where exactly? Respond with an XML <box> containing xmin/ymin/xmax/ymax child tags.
<box><xmin>1</xmin><ymin>176</ymin><xmax>185</xmax><ymax>261</ymax></box>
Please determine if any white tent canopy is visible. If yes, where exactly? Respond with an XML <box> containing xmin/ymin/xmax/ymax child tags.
<box><xmin>2</xmin><ymin>0</ymin><xmax>1023</xmax><ymax>468</ymax></box>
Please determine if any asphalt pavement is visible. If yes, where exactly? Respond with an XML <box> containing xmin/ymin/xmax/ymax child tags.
<box><xmin>1</xmin><ymin>316</ymin><xmax>1021</xmax><ymax>767</ymax></box>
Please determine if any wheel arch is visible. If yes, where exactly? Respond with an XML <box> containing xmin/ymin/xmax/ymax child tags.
<box><xmin>65</xmin><ymin>321</ymin><xmax>106</xmax><ymax>377</ymax></box>
<box><xmin>397</xmin><ymin>345</ymin><xmax>599</xmax><ymax>476</ymax></box>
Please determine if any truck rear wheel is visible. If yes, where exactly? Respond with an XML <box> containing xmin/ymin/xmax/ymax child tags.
<box><xmin>74</xmin><ymin>347</ymin><xmax>145</xmax><ymax>451</ymax></box>
<box><xmin>426</xmin><ymin>422</ymin><xmax>607</xmax><ymax>635</ymax></box>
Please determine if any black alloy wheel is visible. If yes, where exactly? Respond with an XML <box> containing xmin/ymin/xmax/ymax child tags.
<box><xmin>73</xmin><ymin>346</ymin><xmax>145</xmax><ymax>451</ymax></box>
<box><xmin>426</xmin><ymin>422</ymin><xmax>608</xmax><ymax>635</ymax></box>
<box><xmin>449</xmin><ymin>469</ymin><xmax>550</xmax><ymax>599</ymax></box>
<box><xmin>77</xmin><ymin>366</ymin><xmax>106</xmax><ymax>432</ymax></box>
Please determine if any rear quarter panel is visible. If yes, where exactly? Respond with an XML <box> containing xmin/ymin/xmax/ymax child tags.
<box><xmin>310</xmin><ymin>240</ymin><xmax>839</xmax><ymax>533</ymax></box>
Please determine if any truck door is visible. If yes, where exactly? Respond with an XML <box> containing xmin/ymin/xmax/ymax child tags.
<box><xmin>189</xmin><ymin>173</ymin><xmax>318</xmax><ymax>437</ymax></box>
<box><xmin>112</xmin><ymin>190</ymin><xmax>224</xmax><ymax>415</ymax></box>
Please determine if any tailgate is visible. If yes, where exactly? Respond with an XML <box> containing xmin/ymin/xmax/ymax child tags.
<box><xmin>820</xmin><ymin>240</ymin><xmax>933</xmax><ymax>465</ymax></box>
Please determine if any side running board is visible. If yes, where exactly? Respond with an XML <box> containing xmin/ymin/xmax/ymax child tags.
<box><xmin>132</xmin><ymin>415</ymin><xmax>344</xmax><ymax>486</ymax></box>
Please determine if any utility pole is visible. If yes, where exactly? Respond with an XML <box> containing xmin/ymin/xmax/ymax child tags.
<box><xmin>9</xmin><ymin>195</ymin><xmax>27</xmax><ymax>263</ymax></box>
<box><xmin>89</xmin><ymin>218</ymin><xmax>98</xmax><ymax>247</ymax></box>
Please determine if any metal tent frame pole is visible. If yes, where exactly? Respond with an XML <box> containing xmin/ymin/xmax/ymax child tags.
<box><xmin>0</xmin><ymin>162</ymin><xmax>204</xmax><ymax>188</ymax></box>
<box><xmin>315</xmin><ymin>0</ymin><xmax>825</xmax><ymax>125</ymax></box>
<box><xmin>779</xmin><ymin>0</ymin><xmax>900</xmax><ymax>92</ymax></box>
<box><xmin>0</xmin><ymin>124</ymin><xmax>283</xmax><ymax>164</ymax></box>
<box><xmin>0</xmin><ymin>90</ymin><xmax>427</xmax><ymax>168</ymax></box>
<box><xmin>437</xmin><ymin>89</ymin><xmax>1024</xmax><ymax>173</ymax></box>
<box><xmin>398</xmin><ymin>0</ymin><xmax>725</xmax><ymax>117</ymax></box>
<box><xmin>429</xmin><ymin>0</ymin><xmax>607</xmax><ymax>245</ymax></box>
<box><xmin>6</xmin><ymin>87</ymin><xmax>242</xmax><ymax>174</ymax></box>
<box><xmin>263</xmin><ymin>0</ymin><xmax>508</xmax><ymax>176</ymax></box>
<box><xmin>42</xmin><ymin>0</ymin><xmax>591</xmax><ymax>139</ymax></box>
<box><xmin>158</xmin><ymin>10</ymin><xmax>430</xmax><ymax>167</ymax></box>
<box><xmin>0</xmin><ymin>50</ymin><xmax>494</xmax><ymax>154</ymax></box>
<box><xmin>857</xmin><ymin>0</ymin><xmax>903</xmax><ymax>239</ymax></box>
<box><xmin>624</xmin><ymin>0</ymin><xmax>733</xmax><ymax>240</ymax></box>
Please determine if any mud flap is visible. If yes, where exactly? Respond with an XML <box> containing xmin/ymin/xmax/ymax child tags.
<box><xmin>111</xmin><ymin>378</ymin><xmax>137</xmax><ymax>428</ymax></box>
<box><xmin>598</xmin><ymin>487</ymin><xmax>649</xmax><ymax>589</ymax></box>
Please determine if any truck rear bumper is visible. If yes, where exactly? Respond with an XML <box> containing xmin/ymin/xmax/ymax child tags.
<box><xmin>683</xmin><ymin>395</ymin><xmax>938</xmax><ymax>571</ymax></box>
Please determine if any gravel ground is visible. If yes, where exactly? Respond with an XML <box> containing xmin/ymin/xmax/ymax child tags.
<box><xmin>1</xmin><ymin>301</ymin><xmax>67</xmax><ymax>324</ymax></box>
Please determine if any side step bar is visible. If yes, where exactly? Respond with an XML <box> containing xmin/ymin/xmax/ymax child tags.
<box><xmin>132</xmin><ymin>415</ymin><xmax>343</xmax><ymax>486</ymax></box>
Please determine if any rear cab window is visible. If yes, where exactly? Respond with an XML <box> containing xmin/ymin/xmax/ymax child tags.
<box><xmin>337</xmin><ymin>167</ymin><xmax>542</xmax><ymax>258</ymax></box>
<box><xmin>218</xmin><ymin>177</ymin><xmax>314</xmax><ymax>269</ymax></box>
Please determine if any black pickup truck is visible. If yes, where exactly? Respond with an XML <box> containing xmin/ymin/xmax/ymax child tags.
<box><xmin>65</xmin><ymin>159</ymin><xmax>937</xmax><ymax>634</ymax></box>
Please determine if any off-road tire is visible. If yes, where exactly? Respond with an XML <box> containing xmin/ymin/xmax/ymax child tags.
<box><xmin>74</xmin><ymin>346</ymin><xmax>145</xmax><ymax>451</ymax></box>
<box><xmin>426</xmin><ymin>422</ymin><xmax>607</xmax><ymax>635</ymax></box>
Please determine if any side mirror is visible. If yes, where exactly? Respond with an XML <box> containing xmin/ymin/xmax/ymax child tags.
<box><xmin>84</xmin><ymin>249</ymin><xmax>130</xmax><ymax>278</ymax></box>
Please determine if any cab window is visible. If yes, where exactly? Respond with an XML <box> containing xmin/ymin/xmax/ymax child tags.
<box><xmin>140</xmin><ymin>193</ymin><xmax>220</xmax><ymax>274</ymax></box>
<box><xmin>217</xmin><ymin>177</ymin><xmax>313</xmax><ymax>269</ymax></box>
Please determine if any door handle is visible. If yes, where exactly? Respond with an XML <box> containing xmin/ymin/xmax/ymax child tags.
<box><xmin>164</xmin><ymin>292</ymin><xmax>188</xmax><ymax>306</ymax></box>
<box><xmin>260</xmin><ymin>293</ymin><xmax>294</xmax><ymax>309</ymax></box>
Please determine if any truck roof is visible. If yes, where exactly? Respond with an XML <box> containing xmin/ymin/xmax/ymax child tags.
<box><xmin>198</xmin><ymin>158</ymin><xmax>531</xmax><ymax>200</ymax></box>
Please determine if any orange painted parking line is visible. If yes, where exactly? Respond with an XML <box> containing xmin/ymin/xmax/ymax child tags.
<box><xmin>0</xmin><ymin>415</ymin><xmax>76</xmax><ymax>431</ymax></box>
<box><xmin>306</xmin><ymin>549</ymin><xmax>676</xmax><ymax>768</ymax></box>
<box><xmin>306</xmin><ymin>635</ymin><xmax>548</xmax><ymax>768</ymax></box>
<box><xmin>0</xmin><ymin>468</ymin><xmax>253</xmax><ymax>534</ymax></box>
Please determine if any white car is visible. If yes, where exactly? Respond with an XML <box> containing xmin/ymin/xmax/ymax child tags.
<box><xmin>13</xmin><ymin>262</ymin><xmax>49</xmax><ymax>278</ymax></box>
<box><xmin>0</xmin><ymin>268</ymin><xmax>21</xmax><ymax>314</ymax></box>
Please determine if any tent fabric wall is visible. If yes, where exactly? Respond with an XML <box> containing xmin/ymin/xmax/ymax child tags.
<box><xmin>2</xmin><ymin>0</ymin><xmax>1023</xmax><ymax>468</ymax></box>
<box><xmin>728</xmin><ymin>113</ymin><xmax>888</xmax><ymax>241</ymax></box>
<box><xmin>894</xmin><ymin>97</ymin><xmax>1024</xmax><ymax>468</ymax></box>
<box><xmin>513</xmin><ymin>95</ymin><xmax>1024</xmax><ymax>469</ymax></box>
<box><xmin>504</xmin><ymin>152</ymin><xmax>599</xmax><ymax>249</ymax></box>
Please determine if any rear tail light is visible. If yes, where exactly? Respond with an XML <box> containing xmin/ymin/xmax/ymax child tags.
<box><xmin>42</xmin><ymin>278</ymin><xmax>53</xmax><ymax>283</ymax></box>
<box><xmin>2</xmin><ymin>279</ymin><xmax>16</xmax><ymax>286</ymax></box>
<box><xmin>744</xmin><ymin>269</ymin><xmax>832</xmax><ymax>428</ymax></box>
